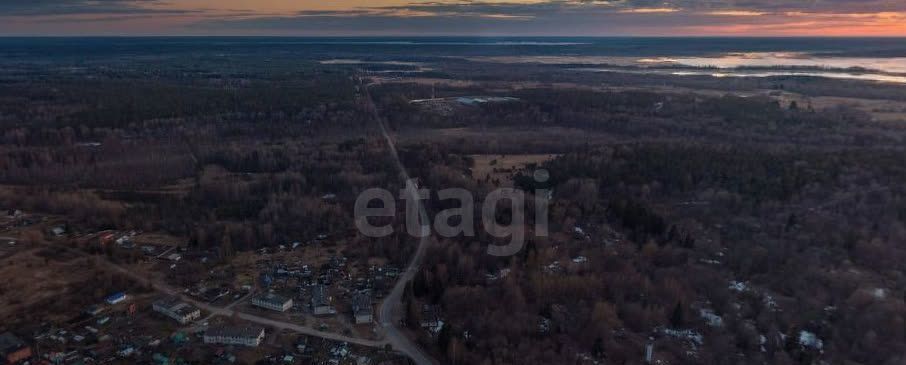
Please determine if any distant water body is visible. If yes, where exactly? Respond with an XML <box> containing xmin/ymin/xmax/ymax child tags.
<box><xmin>633</xmin><ymin>52</ymin><xmax>906</xmax><ymax>83</ymax></box>
<box><xmin>660</xmin><ymin>53</ymin><xmax>906</xmax><ymax>73</ymax></box>
<box><xmin>2</xmin><ymin>37</ymin><xmax>906</xmax><ymax>83</ymax></box>
<box><xmin>579</xmin><ymin>51</ymin><xmax>906</xmax><ymax>84</ymax></box>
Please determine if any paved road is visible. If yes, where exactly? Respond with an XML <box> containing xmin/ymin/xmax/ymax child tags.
<box><xmin>362</xmin><ymin>78</ymin><xmax>439</xmax><ymax>365</ymax></box>
<box><xmin>198</xmin><ymin>287</ymin><xmax>255</xmax><ymax>323</ymax></box>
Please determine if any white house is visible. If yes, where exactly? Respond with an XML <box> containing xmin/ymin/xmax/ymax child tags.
<box><xmin>251</xmin><ymin>293</ymin><xmax>293</xmax><ymax>312</ymax></box>
<box><xmin>203</xmin><ymin>326</ymin><xmax>265</xmax><ymax>347</ymax></box>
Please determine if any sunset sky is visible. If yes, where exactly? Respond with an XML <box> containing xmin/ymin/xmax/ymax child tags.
<box><xmin>1</xmin><ymin>0</ymin><xmax>905</xmax><ymax>36</ymax></box>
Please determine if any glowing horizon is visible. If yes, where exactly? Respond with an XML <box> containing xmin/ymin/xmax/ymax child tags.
<box><xmin>1</xmin><ymin>1</ymin><xmax>905</xmax><ymax>36</ymax></box>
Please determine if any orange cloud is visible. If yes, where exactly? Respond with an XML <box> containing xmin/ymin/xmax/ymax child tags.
<box><xmin>684</xmin><ymin>11</ymin><xmax>906</xmax><ymax>36</ymax></box>
<box><xmin>618</xmin><ymin>7</ymin><xmax>679</xmax><ymax>14</ymax></box>
<box><xmin>3</xmin><ymin>0</ymin><xmax>906</xmax><ymax>36</ymax></box>
<box><xmin>705</xmin><ymin>10</ymin><xmax>767</xmax><ymax>17</ymax></box>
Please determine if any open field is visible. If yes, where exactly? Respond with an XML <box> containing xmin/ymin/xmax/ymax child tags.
<box><xmin>0</xmin><ymin>246</ymin><xmax>148</xmax><ymax>326</ymax></box>
<box><xmin>469</xmin><ymin>153</ymin><xmax>559</xmax><ymax>186</ymax></box>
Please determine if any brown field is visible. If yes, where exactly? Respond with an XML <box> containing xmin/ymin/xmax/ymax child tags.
<box><xmin>469</xmin><ymin>153</ymin><xmax>559</xmax><ymax>186</ymax></box>
<box><xmin>0</xmin><ymin>246</ymin><xmax>108</xmax><ymax>324</ymax></box>
<box><xmin>776</xmin><ymin>93</ymin><xmax>906</xmax><ymax>123</ymax></box>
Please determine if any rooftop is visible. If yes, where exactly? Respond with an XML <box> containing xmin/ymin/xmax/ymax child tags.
<box><xmin>312</xmin><ymin>285</ymin><xmax>330</xmax><ymax>306</ymax></box>
<box><xmin>204</xmin><ymin>326</ymin><xmax>264</xmax><ymax>339</ymax></box>
<box><xmin>153</xmin><ymin>296</ymin><xmax>199</xmax><ymax>316</ymax></box>
<box><xmin>352</xmin><ymin>292</ymin><xmax>372</xmax><ymax>315</ymax></box>
<box><xmin>254</xmin><ymin>292</ymin><xmax>291</xmax><ymax>304</ymax></box>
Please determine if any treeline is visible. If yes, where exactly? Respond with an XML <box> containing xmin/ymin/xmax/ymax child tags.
<box><xmin>376</xmin><ymin>84</ymin><xmax>874</xmax><ymax>138</ymax></box>
<box><xmin>545</xmin><ymin>144</ymin><xmax>843</xmax><ymax>202</ymax></box>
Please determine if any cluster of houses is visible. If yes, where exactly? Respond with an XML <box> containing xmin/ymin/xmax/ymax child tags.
<box><xmin>261</xmin><ymin>255</ymin><xmax>350</xmax><ymax>288</ymax></box>
<box><xmin>249</xmin><ymin>284</ymin><xmax>372</xmax><ymax>324</ymax></box>
<box><xmin>251</xmin><ymin>254</ymin><xmax>396</xmax><ymax>326</ymax></box>
<box><xmin>14</xmin><ymin>282</ymin><xmax>382</xmax><ymax>365</ymax></box>
<box><xmin>1</xmin><ymin>220</ymin><xmax>407</xmax><ymax>364</ymax></box>
<box><xmin>21</xmin><ymin>291</ymin><xmax>167</xmax><ymax>364</ymax></box>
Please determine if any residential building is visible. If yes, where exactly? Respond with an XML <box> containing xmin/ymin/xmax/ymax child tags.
<box><xmin>251</xmin><ymin>293</ymin><xmax>293</xmax><ymax>312</ymax></box>
<box><xmin>311</xmin><ymin>285</ymin><xmax>333</xmax><ymax>316</ymax></box>
<box><xmin>106</xmin><ymin>292</ymin><xmax>127</xmax><ymax>305</ymax></box>
<box><xmin>152</xmin><ymin>297</ymin><xmax>201</xmax><ymax>324</ymax></box>
<box><xmin>420</xmin><ymin>305</ymin><xmax>444</xmax><ymax>334</ymax></box>
<box><xmin>0</xmin><ymin>332</ymin><xmax>31</xmax><ymax>364</ymax></box>
<box><xmin>351</xmin><ymin>291</ymin><xmax>373</xmax><ymax>324</ymax></box>
<box><xmin>50</xmin><ymin>226</ymin><xmax>65</xmax><ymax>237</ymax></box>
<box><xmin>203</xmin><ymin>326</ymin><xmax>265</xmax><ymax>347</ymax></box>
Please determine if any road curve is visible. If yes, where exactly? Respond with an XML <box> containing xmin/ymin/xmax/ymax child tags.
<box><xmin>363</xmin><ymin>78</ymin><xmax>439</xmax><ymax>365</ymax></box>
<box><xmin>42</xmin><ymin>76</ymin><xmax>438</xmax><ymax>363</ymax></box>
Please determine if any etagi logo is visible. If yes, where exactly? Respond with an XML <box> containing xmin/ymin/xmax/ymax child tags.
<box><xmin>354</xmin><ymin>169</ymin><xmax>551</xmax><ymax>257</ymax></box>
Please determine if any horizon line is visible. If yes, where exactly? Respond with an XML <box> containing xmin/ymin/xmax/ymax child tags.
<box><xmin>2</xmin><ymin>35</ymin><xmax>906</xmax><ymax>39</ymax></box>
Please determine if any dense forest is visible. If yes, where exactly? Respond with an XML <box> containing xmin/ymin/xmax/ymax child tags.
<box><xmin>396</xmin><ymin>140</ymin><xmax>906</xmax><ymax>365</ymax></box>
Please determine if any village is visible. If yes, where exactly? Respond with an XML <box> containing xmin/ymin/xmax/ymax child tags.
<box><xmin>0</xmin><ymin>207</ymin><xmax>446</xmax><ymax>365</ymax></box>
